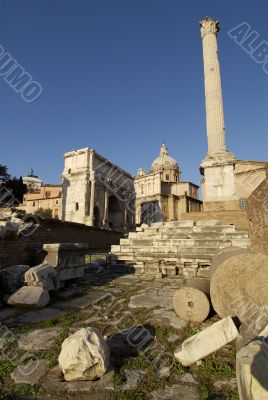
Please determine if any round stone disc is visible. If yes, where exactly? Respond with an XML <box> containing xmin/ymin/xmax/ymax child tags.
<box><xmin>210</xmin><ymin>251</ymin><xmax>268</xmax><ymax>319</ymax></box>
<box><xmin>209</xmin><ymin>246</ymin><xmax>247</xmax><ymax>280</ymax></box>
<box><xmin>173</xmin><ymin>287</ymin><xmax>210</xmax><ymax>323</ymax></box>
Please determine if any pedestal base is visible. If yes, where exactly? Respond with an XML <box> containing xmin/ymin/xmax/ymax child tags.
<box><xmin>200</xmin><ymin>151</ymin><xmax>235</xmax><ymax>170</ymax></box>
<box><xmin>200</xmin><ymin>153</ymin><xmax>237</xmax><ymax>204</ymax></box>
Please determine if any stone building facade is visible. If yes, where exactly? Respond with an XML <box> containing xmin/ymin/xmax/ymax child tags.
<box><xmin>135</xmin><ymin>144</ymin><xmax>202</xmax><ymax>224</ymax></box>
<box><xmin>22</xmin><ymin>170</ymin><xmax>42</xmax><ymax>192</ymax></box>
<box><xmin>199</xmin><ymin>17</ymin><xmax>267</xmax><ymax>212</ymax></box>
<box><xmin>61</xmin><ymin>147</ymin><xmax>135</xmax><ymax>232</ymax></box>
<box><xmin>21</xmin><ymin>184</ymin><xmax>62</xmax><ymax>218</ymax></box>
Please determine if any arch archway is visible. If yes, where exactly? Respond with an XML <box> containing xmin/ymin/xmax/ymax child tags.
<box><xmin>108</xmin><ymin>195</ymin><xmax>123</xmax><ymax>229</ymax></box>
<box><xmin>93</xmin><ymin>206</ymin><xmax>100</xmax><ymax>228</ymax></box>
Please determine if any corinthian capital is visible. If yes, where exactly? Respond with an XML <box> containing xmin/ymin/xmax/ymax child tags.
<box><xmin>200</xmin><ymin>17</ymin><xmax>220</xmax><ymax>38</ymax></box>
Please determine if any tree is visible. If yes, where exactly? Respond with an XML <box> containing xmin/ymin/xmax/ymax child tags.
<box><xmin>4</xmin><ymin>177</ymin><xmax>27</xmax><ymax>203</ymax></box>
<box><xmin>0</xmin><ymin>165</ymin><xmax>27</xmax><ymax>204</ymax></box>
<box><xmin>0</xmin><ymin>164</ymin><xmax>11</xmax><ymax>181</ymax></box>
<box><xmin>34</xmin><ymin>208</ymin><xmax>53</xmax><ymax>219</ymax></box>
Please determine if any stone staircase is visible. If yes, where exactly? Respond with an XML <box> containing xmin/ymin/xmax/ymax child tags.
<box><xmin>110</xmin><ymin>220</ymin><xmax>251</xmax><ymax>277</ymax></box>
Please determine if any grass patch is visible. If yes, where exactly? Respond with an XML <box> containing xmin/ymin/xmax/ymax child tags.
<box><xmin>169</xmin><ymin>358</ymin><xmax>185</xmax><ymax>376</ymax></box>
<box><xmin>13</xmin><ymin>318</ymin><xmax>57</xmax><ymax>335</ymax></box>
<box><xmin>194</xmin><ymin>352</ymin><xmax>237</xmax><ymax>400</ymax></box>
<box><xmin>198</xmin><ymin>357</ymin><xmax>235</xmax><ymax>378</ymax></box>
<box><xmin>125</xmin><ymin>354</ymin><xmax>151</xmax><ymax>369</ymax></box>
<box><xmin>0</xmin><ymin>359</ymin><xmax>18</xmax><ymax>379</ymax></box>
<box><xmin>33</xmin><ymin>330</ymin><xmax>69</xmax><ymax>369</ymax></box>
<box><xmin>0</xmin><ymin>392</ymin><xmax>16</xmax><ymax>400</ymax></box>
<box><xmin>18</xmin><ymin>384</ymin><xmax>39</xmax><ymax>397</ymax></box>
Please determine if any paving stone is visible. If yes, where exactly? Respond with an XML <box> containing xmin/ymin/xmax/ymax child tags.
<box><xmin>104</xmin><ymin>287</ymin><xmax>125</xmax><ymax>295</ymax></box>
<box><xmin>18</xmin><ymin>327</ymin><xmax>63</xmax><ymax>351</ymax></box>
<box><xmin>93</xmin><ymin>370</ymin><xmax>115</xmax><ymax>391</ymax></box>
<box><xmin>6</xmin><ymin>307</ymin><xmax>64</xmax><ymax>324</ymax></box>
<box><xmin>56</xmin><ymin>286</ymin><xmax>83</xmax><ymax>299</ymax></box>
<box><xmin>178</xmin><ymin>373</ymin><xmax>198</xmax><ymax>385</ymax></box>
<box><xmin>149</xmin><ymin>309</ymin><xmax>187</xmax><ymax>330</ymax></box>
<box><xmin>151</xmin><ymin>383</ymin><xmax>199</xmax><ymax>399</ymax></box>
<box><xmin>11</xmin><ymin>359</ymin><xmax>47</xmax><ymax>385</ymax></box>
<box><xmin>44</xmin><ymin>380</ymin><xmax>114</xmax><ymax>397</ymax></box>
<box><xmin>0</xmin><ymin>307</ymin><xmax>20</xmax><ymax>322</ymax></box>
<box><xmin>53</xmin><ymin>291</ymin><xmax>107</xmax><ymax>309</ymax></box>
<box><xmin>214</xmin><ymin>377</ymin><xmax>237</xmax><ymax>391</ymax></box>
<box><xmin>128</xmin><ymin>287</ymin><xmax>174</xmax><ymax>310</ymax></box>
<box><xmin>121</xmin><ymin>369</ymin><xmax>146</xmax><ymax>391</ymax></box>
<box><xmin>128</xmin><ymin>293</ymin><xmax>158</xmax><ymax>309</ymax></box>
<box><xmin>43</xmin><ymin>365</ymin><xmax>115</xmax><ymax>397</ymax></box>
<box><xmin>158</xmin><ymin>366</ymin><xmax>171</xmax><ymax>377</ymax></box>
<box><xmin>167</xmin><ymin>334</ymin><xmax>181</xmax><ymax>343</ymax></box>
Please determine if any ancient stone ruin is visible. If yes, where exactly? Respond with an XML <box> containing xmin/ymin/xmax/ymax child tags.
<box><xmin>0</xmin><ymin>15</ymin><xmax>267</xmax><ymax>400</ymax></box>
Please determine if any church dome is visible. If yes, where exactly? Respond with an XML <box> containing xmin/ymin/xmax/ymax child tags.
<box><xmin>150</xmin><ymin>144</ymin><xmax>179</xmax><ymax>174</ymax></box>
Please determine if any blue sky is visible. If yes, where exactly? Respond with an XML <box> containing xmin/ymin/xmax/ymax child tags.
<box><xmin>0</xmin><ymin>0</ymin><xmax>267</xmax><ymax>185</ymax></box>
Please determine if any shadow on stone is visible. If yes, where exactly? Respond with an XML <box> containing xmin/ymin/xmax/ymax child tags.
<box><xmin>107</xmin><ymin>324</ymin><xmax>155</xmax><ymax>369</ymax></box>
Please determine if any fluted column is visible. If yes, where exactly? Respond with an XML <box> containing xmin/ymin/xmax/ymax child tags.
<box><xmin>200</xmin><ymin>17</ymin><xmax>228</xmax><ymax>157</ymax></box>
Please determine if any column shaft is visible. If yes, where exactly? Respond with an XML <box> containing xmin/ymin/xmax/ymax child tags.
<box><xmin>200</xmin><ymin>18</ymin><xmax>227</xmax><ymax>156</ymax></box>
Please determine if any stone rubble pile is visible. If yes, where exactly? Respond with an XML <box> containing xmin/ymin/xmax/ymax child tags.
<box><xmin>6</xmin><ymin>243</ymin><xmax>88</xmax><ymax>308</ymax></box>
<box><xmin>0</xmin><ymin>210</ymin><xmax>37</xmax><ymax>239</ymax></box>
<box><xmin>173</xmin><ymin>247</ymin><xmax>268</xmax><ymax>400</ymax></box>
<box><xmin>111</xmin><ymin>219</ymin><xmax>250</xmax><ymax>277</ymax></box>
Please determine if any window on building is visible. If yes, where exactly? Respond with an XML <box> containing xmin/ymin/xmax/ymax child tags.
<box><xmin>33</xmin><ymin>201</ymin><xmax>35</xmax><ymax>207</ymax></box>
<box><xmin>68</xmin><ymin>168</ymin><xmax>71</xmax><ymax>174</ymax></box>
<box><xmin>75</xmin><ymin>202</ymin><xmax>79</xmax><ymax>211</ymax></box>
<box><xmin>56</xmin><ymin>200</ymin><xmax>58</xmax><ymax>205</ymax></box>
<box><xmin>141</xmin><ymin>185</ymin><xmax>144</xmax><ymax>195</ymax></box>
<box><xmin>166</xmin><ymin>174</ymin><xmax>169</xmax><ymax>180</ymax></box>
<box><xmin>45</xmin><ymin>191</ymin><xmax>51</xmax><ymax>198</ymax></box>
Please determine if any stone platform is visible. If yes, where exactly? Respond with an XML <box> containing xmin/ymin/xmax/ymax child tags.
<box><xmin>110</xmin><ymin>220</ymin><xmax>250</xmax><ymax>277</ymax></box>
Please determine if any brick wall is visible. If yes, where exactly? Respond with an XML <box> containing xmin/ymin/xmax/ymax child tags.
<box><xmin>0</xmin><ymin>219</ymin><xmax>122</xmax><ymax>270</ymax></box>
<box><xmin>246</xmin><ymin>174</ymin><xmax>268</xmax><ymax>256</ymax></box>
<box><xmin>179</xmin><ymin>209</ymin><xmax>249</xmax><ymax>230</ymax></box>
<box><xmin>203</xmin><ymin>200</ymin><xmax>241</xmax><ymax>212</ymax></box>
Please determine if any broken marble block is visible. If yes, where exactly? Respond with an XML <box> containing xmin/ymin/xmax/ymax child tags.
<box><xmin>43</xmin><ymin>243</ymin><xmax>88</xmax><ymax>281</ymax></box>
<box><xmin>236</xmin><ymin>324</ymin><xmax>268</xmax><ymax>400</ymax></box>
<box><xmin>25</xmin><ymin>263</ymin><xmax>59</xmax><ymax>291</ymax></box>
<box><xmin>58</xmin><ymin>327</ymin><xmax>110</xmax><ymax>381</ymax></box>
<box><xmin>8</xmin><ymin>286</ymin><xmax>50</xmax><ymax>308</ymax></box>
<box><xmin>174</xmin><ymin>316</ymin><xmax>239</xmax><ymax>366</ymax></box>
<box><xmin>0</xmin><ymin>220</ymin><xmax>19</xmax><ymax>239</ymax></box>
<box><xmin>0</xmin><ymin>264</ymin><xmax>30</xmax><ymax>294</ymax></box>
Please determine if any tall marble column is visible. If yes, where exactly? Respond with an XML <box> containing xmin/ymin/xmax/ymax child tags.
<box><xmin>200</xmin><ymin>17</ymin><xmax>234</xmax><ymax>162</ymax></box>
<box><xmin>199</xmin><ymin>18</ymin><xmax>236</xmax><ymax>207</ymax></box>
